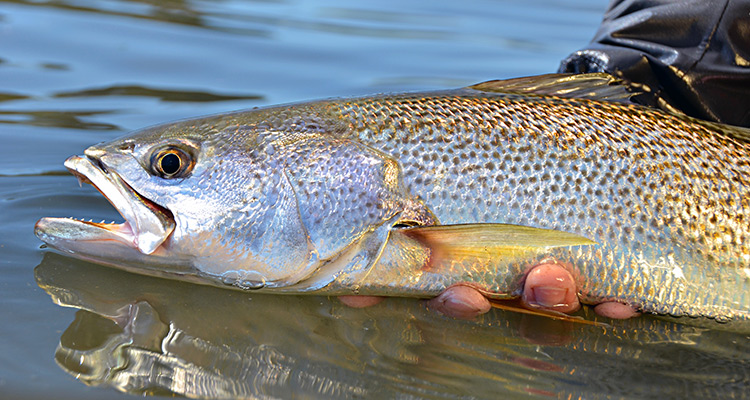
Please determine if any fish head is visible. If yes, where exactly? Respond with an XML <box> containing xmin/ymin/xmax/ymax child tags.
<box><xmin>36</xmin><ymin>110</ymin><xmax>434</xmax><ymax>290</ymax></box>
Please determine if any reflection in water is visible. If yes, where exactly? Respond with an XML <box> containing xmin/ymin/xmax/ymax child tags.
<box><xmin>52</xmin><ymin>85</ymin><xmax>264</xmax><ymax>103</ymax></box>
<box><xmin>0</xmin><ymin>110</ymin><xmax>120</xmax><ymax>130</ymax></box>
<box><xmin>5</xmin><ymin>0</ymin><xmax>262</xmax><ymax>34</ymax></box>
<box><xmin>0</xmin><ymin>83</ymin><xmax>264</xmax><ymax>131</ymax></box>
<box><xmin>0</xmin><ymin>93</ymin><xmax>29</xmax><ymax>103</ymax></box>
<box><xmin>36</xmin><ymin>253</ymin><xmax>750</xmax><ymax>399</ymax></box>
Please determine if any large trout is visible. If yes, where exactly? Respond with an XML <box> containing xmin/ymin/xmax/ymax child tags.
<box><xmin>35</xmin><ymin>74</ymin><xmax>750</xmax><ymax>321</ymax></box>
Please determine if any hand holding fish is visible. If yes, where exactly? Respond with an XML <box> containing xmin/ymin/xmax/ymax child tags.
<box><xmin>341</xmin><ymin>261</ymin><xmax>640</xmax><ymax>319</ymax></box>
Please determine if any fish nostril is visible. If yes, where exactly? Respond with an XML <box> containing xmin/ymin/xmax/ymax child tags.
<box><xmin>83</xmin><ymin>148</ymin><xmax>110</xmax><ymax>173</ymax></box>
<box><xmin>117</xmin><ymin>141</ymin><xmax>135</xmax><ymax>152</ymax></box>
<box><xmin>86</xmin><ymin>155</ymin><xmax>108</xmax><ymax>173</ymax></box>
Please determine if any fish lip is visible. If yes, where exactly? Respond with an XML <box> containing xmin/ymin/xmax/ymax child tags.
<box><xmin>36</xmin><ymin>155</ymin><xmax>175</xmax><ymax>254</ymax></box>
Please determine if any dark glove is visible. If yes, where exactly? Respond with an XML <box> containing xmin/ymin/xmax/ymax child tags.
<box><xmin>560</xmin><ymin>0</ymin><xmax>750</xmax><ymax>128</ymax></box>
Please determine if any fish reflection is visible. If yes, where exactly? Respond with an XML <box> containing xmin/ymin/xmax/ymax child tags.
<box><xmin>36</xmin><ymin>253</ymin><xmax>750</xmax><ymax>399</ymax></box>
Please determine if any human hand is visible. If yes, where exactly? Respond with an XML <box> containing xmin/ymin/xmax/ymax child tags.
<box><xmin>338</xmin><ymin>261</ymin><xmax>639</xmax><ymax>319</ymax></box>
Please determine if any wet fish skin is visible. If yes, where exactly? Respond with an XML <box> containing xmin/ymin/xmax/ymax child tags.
<box><xmin>322</xmin><ymin>88</ymin><xmax>750</xmax><ymax>320</ymax></box>
<box><xmin>35</xmin><ymin>75</ymin><xmax>750</xmax><ymax>321</ymax></box>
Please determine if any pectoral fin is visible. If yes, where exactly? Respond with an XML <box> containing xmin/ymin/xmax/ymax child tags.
<box><xmin>397</xmin><ymin>223</ymin><xmax>595</xmax><ymax>261</ymax></box>
<box><xmin>354</xmin><ymin>224</ymin><xmax>594</xmax><ymax>299</ymax></box>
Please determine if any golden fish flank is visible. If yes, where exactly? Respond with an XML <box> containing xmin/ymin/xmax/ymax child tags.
<box><xmin>35</xmin><ymin>73</ymin><xmax>750</xmax><ymax>321</ymax></box>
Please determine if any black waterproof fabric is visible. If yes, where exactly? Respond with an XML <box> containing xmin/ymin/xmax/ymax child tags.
<box><xmin>559</xmin><ymin>0</ymin><xmax>750</xmax><ymax>127</ymax></box>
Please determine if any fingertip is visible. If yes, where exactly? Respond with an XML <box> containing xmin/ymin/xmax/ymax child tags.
<box><xmin>338</xmin><ymin>295</ymin><xmax>385</xmax><ymax>308</ymax></box>
<box><xmin>594</xmin><ymin>302</ymin><xmax>640</xmax><ymax>319</ymax></box>
<box><xmin>426</xmin><ymin>286</ymin><xmax>491</xmax><ymax>319</ymax></box>
<box><xmin>522</xmin><ymin>263</ymin><xmax>580</xmax><ymax>313</ymax></box>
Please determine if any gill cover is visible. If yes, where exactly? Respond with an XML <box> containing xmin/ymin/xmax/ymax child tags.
<box><xmin>187</xmin><ymin>127</ymin><xmax>414</xmax><ymax>290</ymax></box>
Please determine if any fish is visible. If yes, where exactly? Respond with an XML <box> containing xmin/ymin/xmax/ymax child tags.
<box><xmin>34</xmin><ymin>73</ymin><xmax>750</xmax><ymax>322</ymax></box>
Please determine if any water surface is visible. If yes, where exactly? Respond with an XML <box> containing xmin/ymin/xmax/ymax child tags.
<box><xmin>1</xmin><ymin>1</ymin><xmax>748</xmax><ymax>399</ymax></box>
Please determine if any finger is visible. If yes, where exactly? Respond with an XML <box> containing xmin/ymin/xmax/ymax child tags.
<box><xmin>425</xmin><ymin>285</ymin><xmax>491</xmax><ymax>319</ymax></box>
<box><xmin>594</xmin><ymin>301</ymin><xmax>640</xmax><ymax>319</ymax></box>
<box><xmin>522</xmin><ymin>263</ymin><xmax>580</xmax><ymax>313</ymax></box>
<box><xmin>338</xmin><ymin>295</ymin><xmax>385</xmax><ymax>308</ymax></box>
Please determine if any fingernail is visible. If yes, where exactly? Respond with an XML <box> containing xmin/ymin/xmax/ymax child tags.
<box><xmin>445</xmin><ymin>295</ymin><xmax>480</xmax><ymax>314</ymax></box>
<box><xmin>528</xmin><ymin>287</ymin><xmax>568</xmax><ymax>308</ymax></box>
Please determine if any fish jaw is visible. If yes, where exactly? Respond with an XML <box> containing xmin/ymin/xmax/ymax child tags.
<box><xmin>35</xmin><ymin>155</ymin><xmax>175</xmax><ymax>256</ymax></box>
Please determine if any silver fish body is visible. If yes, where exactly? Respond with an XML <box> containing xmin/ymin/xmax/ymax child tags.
<box><xmin>35</xmin><ymin>74</ymin><xmax>750</xmax><ymax>321</ymax></box>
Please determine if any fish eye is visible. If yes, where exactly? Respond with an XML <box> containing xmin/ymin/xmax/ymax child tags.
<box><xmin>160</xmin><ymin>153</ymin><xmax>181</xmax><ymax>175</ymax></box>
<box><xmin>151</xmin><ymin>147</ymin><xmax>194</xmax><ymax>179</ymax></box>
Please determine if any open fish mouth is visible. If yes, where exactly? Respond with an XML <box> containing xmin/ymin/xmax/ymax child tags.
<box><xmin>35</xmin><ymin>155</ymin><xmax>175</xmax><ymax>255</ymax></box>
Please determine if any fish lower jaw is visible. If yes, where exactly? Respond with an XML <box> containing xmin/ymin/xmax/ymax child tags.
<box><xmin>35</xmin><ymin>217</ymin><xmax>140</xmax><ymax>252</ymax></box>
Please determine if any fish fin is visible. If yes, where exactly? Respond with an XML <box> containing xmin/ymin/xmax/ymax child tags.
<box><xmin>398</xmin><ymin>223</ymin><xmax>595</xmax><ymax>260</ymax></box>
<box><xmin>489</xmin><ymin>299</ymin><xmax>610</xmax><ymax>327</ymax></box>
<box><xmin>469</xmin><ymin>73</ymin><xmax>641</xmax><ymax>104</ymax></box>
<box><xmin>471</xmin><ymin>73</ymin><xmax>750</xmax><ymax>144</ymax></box>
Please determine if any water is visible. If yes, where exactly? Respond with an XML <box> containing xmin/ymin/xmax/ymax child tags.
<box><xmin>1</xmin><ymin>1</ymin><xmax>748</xmax><ymax>399</ymax></box>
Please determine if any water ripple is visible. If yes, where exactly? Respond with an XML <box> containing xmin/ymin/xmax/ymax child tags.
<box><xmin>52</xmin><ymin>85</ymin><xmax>264</xmax><ymax>103</ymax></box>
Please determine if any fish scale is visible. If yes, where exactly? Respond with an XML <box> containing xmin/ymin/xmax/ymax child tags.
<box><xmin>314</xmin><ymin>90</ymin><xmax>750</xmax><ymax>319</ymax></box>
